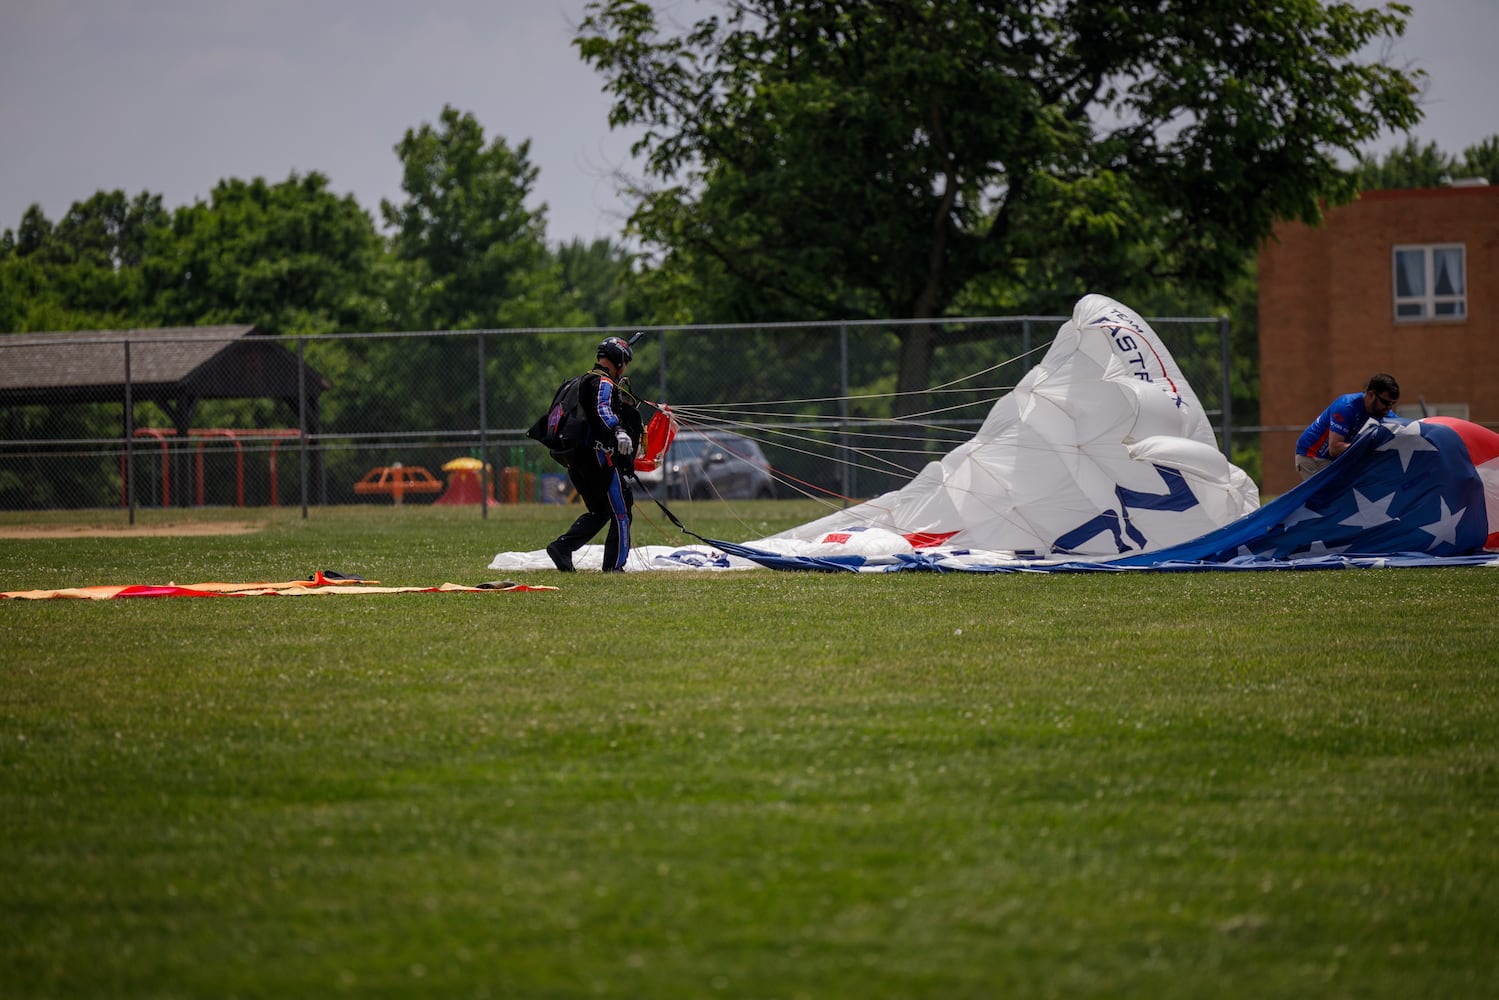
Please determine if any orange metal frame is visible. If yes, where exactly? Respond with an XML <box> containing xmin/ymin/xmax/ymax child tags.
<box><xmin>121</xmin><ymin>428</ymin><xmax>303</xmax><ymax>507</ymax></box>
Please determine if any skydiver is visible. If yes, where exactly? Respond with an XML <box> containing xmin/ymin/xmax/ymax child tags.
<box><xmin>545</xmin><ymin>337</ymin><xmax>641</xmax><ymax>572</ymax></box>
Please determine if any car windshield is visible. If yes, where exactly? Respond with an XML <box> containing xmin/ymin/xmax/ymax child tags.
<box><xmin>669</xmin><ymin>437</ymin><xmax>710</xmax><ymax>461</ymax></box>
<box><xmin>668</xmin><ymin>431</ymin><xmax>743</xmax><ymax>458</ymax></box>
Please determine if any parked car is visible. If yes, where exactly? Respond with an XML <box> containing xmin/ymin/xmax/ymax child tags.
<box><xmin>635</xmin><ymin>430</ymin><xmax>777</xmax><ymax>500</ymax></box>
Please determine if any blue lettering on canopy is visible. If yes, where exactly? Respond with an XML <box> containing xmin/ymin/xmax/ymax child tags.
<box><xmin>1051</xmin><ymin>465</ymin><xmax>1199</xmax><ymax>554</ymax></box>
<box><xmin>1103</xmin><ymin>321</ymin><xmax>1188</xmax><ymax>408</ymax></box>
<box><xmin>1104</xmin><ymin>323</ymin><xmax>1152</xmax><ymax>382</ymax></box>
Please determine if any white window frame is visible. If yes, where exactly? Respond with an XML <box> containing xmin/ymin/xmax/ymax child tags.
<box><xmin>1422</xmin><ymin>401</ymin><xmax>1470</xmax><ymax>420</ymax></box>
<box><xmin>1392</xmin><ymin>243</ymin><xmax>1467</xmax><ymax>322</ymax></box>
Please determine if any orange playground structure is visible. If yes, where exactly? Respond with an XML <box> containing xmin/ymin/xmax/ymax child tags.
<box><xmin>433</xmin><ymin>458</ymin><xmax>500</xmax><ymax>507</ymax></box>
<box><xmin>352</xmin><ymin>464</ymin><xmax>444</xmax><ymax>504</ymax></box>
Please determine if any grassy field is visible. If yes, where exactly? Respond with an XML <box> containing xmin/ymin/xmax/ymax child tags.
<box><xmin>2</xmin><ymin>502</ymin><xmax>1497</xmax><ymax>998</ymax></box>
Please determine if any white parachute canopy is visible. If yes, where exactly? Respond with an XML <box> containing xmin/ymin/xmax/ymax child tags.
<box><xmin>758</xmin><ymin>293</ymin><xmax>1259</xmax><ymax>560</ymax></box>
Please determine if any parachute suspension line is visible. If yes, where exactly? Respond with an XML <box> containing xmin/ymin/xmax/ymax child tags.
<box><xmin>668</xmin><ymin>383</ymin><xmax>1019</xmax><ymax>413</ymax></box>
<box><xmin>923</xmin><ymin>339</ymin><xmax>1049</xmax><ymax>393</ymax></box>
<box><xmin>664</xmin><ymin>384</ymin><xmax>1018</xmax><ymax>421</ymax></box>
<box><xmin>622</xmin><ymin>343</ymin><xmax>1052</xmax><ymax>544</ymax></box>
<box><xmin>628</xmin><ymin>490</ymin><xmax>686</xmax><ymax>547</ymax></box>
<box><xmin>665</xmin><ymin>407</ymin><xmax>974</xmax><ymax>451</ymax></box>
<box><xmin>667</xmin><ymin>410</ymin><xmax>922</xmax><ymax>489</ymax></box>
<box><xmin>635</xmin><ymin>406</ymin><xmax>1061</xmax><ymax>549</ymax></box>
<box><xmin>663</xmin><ymin>405</ymin><xmax>983</xmax><ymax>499</ymax></box>
<box><xmin>663</xmin><ymin>412</ymin><xmax>871</xmax><ymax>514</ymax></box>
<box><xmin>658</xmin><ymin>360</ymin><xmax>1030</xmax><ymax>496</ymax></box>
<box><xmin>666</xmin><ymin>391</ymin><xmax>1008</xmax><ymax>432</ymax></box>
<box><xmin>651</xmin><ymin>396</ymin><xmax>995</xmax><ymax>528</ymax></box>
<box><xmin>661</xmin><ymin>405</ymin><xmax>1088</xmax><ymax>548</ymax></box>
<box><xmin>659</xmin><ymin>412</ymin><xmax>925</xmax><ymax>531</ymax></box>
<box><xmin>669</xmin><ymin>413</ymin><xmax>942</xmax><ymax>486</ymax></box>
<box><xmin>663</xmin><ymin>341</ymin><xmax>1047</xmax><ymax>413</ymax></box>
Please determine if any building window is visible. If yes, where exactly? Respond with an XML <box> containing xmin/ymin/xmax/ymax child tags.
<box><xmin>1422</xmin><ymin>401</ymin><xmax>1470</xmax><ymax>420</ymax></box>
<box><xmin>1393</xmin><ymin>244</ymin><xmax>1466</xmax><ymax>320</ymax></box>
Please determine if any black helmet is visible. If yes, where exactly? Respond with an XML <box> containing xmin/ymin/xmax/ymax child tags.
<box><xmin>597</xmin><ymin>336</ymin><xmax>633</xmax><ymax>367</ymax></box>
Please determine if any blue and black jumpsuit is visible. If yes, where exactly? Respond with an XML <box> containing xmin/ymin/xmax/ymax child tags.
<box><xmin>551</xmin><ymin>366</ymin><xmax>636</xmax><ymax>571</ymax></box>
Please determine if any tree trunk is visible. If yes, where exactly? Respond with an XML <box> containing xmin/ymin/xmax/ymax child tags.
<box><xmin>895</xmin><ymin>322</ymin><xmax>933</xmax><ymax>419</ymax></box>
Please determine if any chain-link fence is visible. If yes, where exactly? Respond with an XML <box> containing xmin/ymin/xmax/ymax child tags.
<box><xmin>0</xmin><ymin>316</ymin><xmax>1242</xmax><ymax>518</ymax></box>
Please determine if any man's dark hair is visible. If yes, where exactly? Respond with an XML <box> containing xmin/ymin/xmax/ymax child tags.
<box><xmin>1367</xmin><ymin>373</ymin><xmax>1400</xmax><ymax>399</ymax></box>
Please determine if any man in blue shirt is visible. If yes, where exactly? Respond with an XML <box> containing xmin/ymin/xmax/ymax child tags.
<box><xmin>1295</xmin><ymin>373</ymin><xmax>1401</xmax><ymax>481</ymax></box>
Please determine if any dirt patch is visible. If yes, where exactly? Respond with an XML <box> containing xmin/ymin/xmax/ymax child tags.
<box><xmin>0</xmin><ymin>521</ymin><xmax>267</xmax><ymax>539</ymax></box>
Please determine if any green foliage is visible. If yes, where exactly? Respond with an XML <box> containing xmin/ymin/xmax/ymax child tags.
<box><xmin>0</xmin><ymin>404</ymin><xmax>128</xmax><ymax>509</ymax></box>
<box><xmin>145</xmin><ymin>173</ymin><xmax>387</xmax><ymax>334</ymax></box>
<box><xmin>1355</xmin><ymin>137</ymin><xmax>1455</xmax><ymax>189</ymax></box>
<box><xmin>1</xmin><ymin>107</ymin><xmax>628</xmax><ymax>345</ymax></box>
<box><xmin>1355</xmin><ymin>133</ymin><xmax>1499</xmax><ymax>189</ymax></box>
<box><xmin>578</xmin><ymin>0</ymin><xmax>1423</xmax><ymax>340</ymax></box>
<box><xmin>0</xmin><ymin>192</ymin><xmax>167</xmax><ymax>331</ymax></box>
<box><xmin>2</xmin><ymin>506</ymin><xmax>1497</xmax><ymax>997</ymax></box>
<box><xmin>382</xmin><ymin>106</ymin><xmax>567</xmax><ymax>331</ymax></box>
<box><xmin>556</xmin><ymin>237</ymin><xmax>643</xmax><ymax>328</ymax></box>
<box><xmin>0</xmin><ymin>178</ymin><xmax>386</xmax><ymax>336</ymax></box>
<box><xmin>1463</xmin><ymin>136</ymin><xmax>1499</xmax><ymax>183</ymax></box>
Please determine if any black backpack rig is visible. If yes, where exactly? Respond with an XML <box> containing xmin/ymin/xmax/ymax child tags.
<box><xmin>527</xmin><ymin>371</ymin><xmax>644</xmax><ymax>470</ymax></box>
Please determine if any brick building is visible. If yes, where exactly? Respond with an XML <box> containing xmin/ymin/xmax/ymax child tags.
<box><xmin>1257</xmin><ymin>183</ymin><xmax>1498</xmax><ymax>495</ymax></box>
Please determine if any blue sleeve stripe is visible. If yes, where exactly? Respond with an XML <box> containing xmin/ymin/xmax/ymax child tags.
<box><xmin>596</xmin><ymin>378</ymin><xmax>620</xmax><ymax>430</ymax></box>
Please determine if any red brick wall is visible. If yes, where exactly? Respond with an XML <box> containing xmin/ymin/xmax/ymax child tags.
<box><xmin>1257</xmin><ymin>185</ymin><xmax>1499</xmax><ymax>495</ymax></box>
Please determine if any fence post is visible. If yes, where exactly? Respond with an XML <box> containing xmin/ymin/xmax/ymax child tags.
<box><xmin>478</xmin><ymin>331</ymin><xmax>490</xmax><ymax>518</ymax></box>
<box><xmin>1219</xmin><ymin>316</ymin><xmax>1233</xmax><ymax>458</ymax></box>
<box><xmin>840</xmin><ymin>323</ymin><xmax>852</xmax><ymax>503</ymax></box>
<box><xmin>298</xmin><ymin>336</ymin><xmax>309</xmax><ymax>519</ymax></box>
<box><xmin>125</xmin><ymin>340</ymin><xmax>135</xmax><ymax>525</ymax></box>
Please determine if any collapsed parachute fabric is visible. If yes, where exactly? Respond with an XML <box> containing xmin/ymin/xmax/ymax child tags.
<box><xmin>751</xmin><ymin>294</ymin><xmax>1258</xmax><ymax>559</ymax></box>
<box><xmin>711</xmin><ymin>414</ymin><xmax>1499</xmax><ymax>573</ymax></box>
<box><xmin>491</xmin><ymin>294</ymin><xmax>1261</xmax><ymax>573</ymax></box>
<box><xmin>1091</xmin><ymin>415</ymin><xmax>1499</xmax><ymax>571</ymax></box>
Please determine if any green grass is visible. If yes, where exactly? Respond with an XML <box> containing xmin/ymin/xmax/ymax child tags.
<box><xmin>3</xmin><ymin>503</ymin><xmax>1498</xmax><ymax>998</ymax></box>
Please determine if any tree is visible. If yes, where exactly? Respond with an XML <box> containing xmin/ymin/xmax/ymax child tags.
<box><xmin>1461</xmin><ymin>136</ymin><xmax>1499</xmax><ymax>184</ymax></box>
<box><xmin>1355</xmin><ymin>133</ymin><xmax>1499</xmax><ymax>190</ymax></box>
<box><xmin>556</xmin><ymin>237</ymin><xmax>643</xmax><ymax>328</ymax></box>
<box><xmin>577</xmin><ymin>0</ymin><xmax>1424</xmax><ymax>413</ymax></box>
<box><xmin>145</xmin><ymin>173</ymin><xmax>386</xmax><ymax>335</ymax></box>
<box><xmin>381</xmin><ymin>105</ymin><xmax>559</xmax><ymax>331</ymax></box>
<box><xmin>0</xmin><ymin>193</ymin><xmax>169</xmax><ymax>332</ymax></box>
<box><xmin>1354</xmin><ymin>137</ymin><xmax>1454</xmax><ymax>190</ymax></box>
<box><xmin>374</xmin><ymin>106</ymin><xmax>616</xmax><ymax>438</ymax></box>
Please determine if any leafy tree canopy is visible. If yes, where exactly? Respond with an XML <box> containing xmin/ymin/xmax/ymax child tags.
<box><xmin>578</xmin><ymin>0</ymin><xmax>1424</xmax><ymax>338</ymax></box>
<box><xmin>382</xmin><ymin>105</ymin><xmax>563</xmax><ymax>330</ymax></box>
<box><xmin>1355</xmin><ymin>134</ymin><xmax>1499</xmax><ymax>190</ymax></box>
<box><xmin>556</xmin><ymin>237</ymin><xmax>645</xmax><ymax>329</ymax></box>
<box><xmin>147</xmin><ymin>172</ymin><xmax>386</xmax><ymax>334</ymax></box>
<box><xmin>0</xmin><ymin>192</ymin><xmax>168</xmax><ymax>331</ymax></box>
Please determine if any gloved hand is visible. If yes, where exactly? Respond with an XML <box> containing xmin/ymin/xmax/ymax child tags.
<box><xmin>615</xmin><ymin>428</ymin><xmax>634</xmax><ymax>457</ymax></box>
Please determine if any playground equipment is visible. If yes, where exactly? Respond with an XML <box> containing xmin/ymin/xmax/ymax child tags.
<box><xmin>434</xmin><ymin>457</ymin><xmax>500</xmax><ymax>507</ymax></box>
<box><xmin>352</xmin><ymin>464</ymin><xmax>444</xmax><ymax>504</ymax></box>
<box><xmin>121</xmin><ymin>428</ymin><xmax>302</xmax><ymax>507</ymax></box>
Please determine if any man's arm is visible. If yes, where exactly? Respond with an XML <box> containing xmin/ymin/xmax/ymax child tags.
<box><xmin>1325</xmin><ymin>399</ymin><xmax>1360</xmax><ymax>458</ymax></box>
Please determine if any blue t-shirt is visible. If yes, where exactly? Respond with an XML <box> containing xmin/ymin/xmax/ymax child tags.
<box><xmin>1296</xmin><ymin>392</ymin><xmax>1372</xmax><ymax>458</ymax></box>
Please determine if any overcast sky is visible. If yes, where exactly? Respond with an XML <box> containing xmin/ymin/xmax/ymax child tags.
<box><xmin>2</xmin><ymin>0</ymin><xmax>1495</xmax><ymax>246</ymax></box>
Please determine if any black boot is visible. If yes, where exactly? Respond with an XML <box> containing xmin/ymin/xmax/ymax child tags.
<box><xmin>545</xmin><ymin>541</ymin><xmax>575</xmax><ymax>572</ymax></box>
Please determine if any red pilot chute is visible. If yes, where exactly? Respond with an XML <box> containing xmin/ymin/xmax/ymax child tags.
<box><xmin>633</xmin><ymin>406</ymin><xmax>678</xmax><ymax>474</ymax></box>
